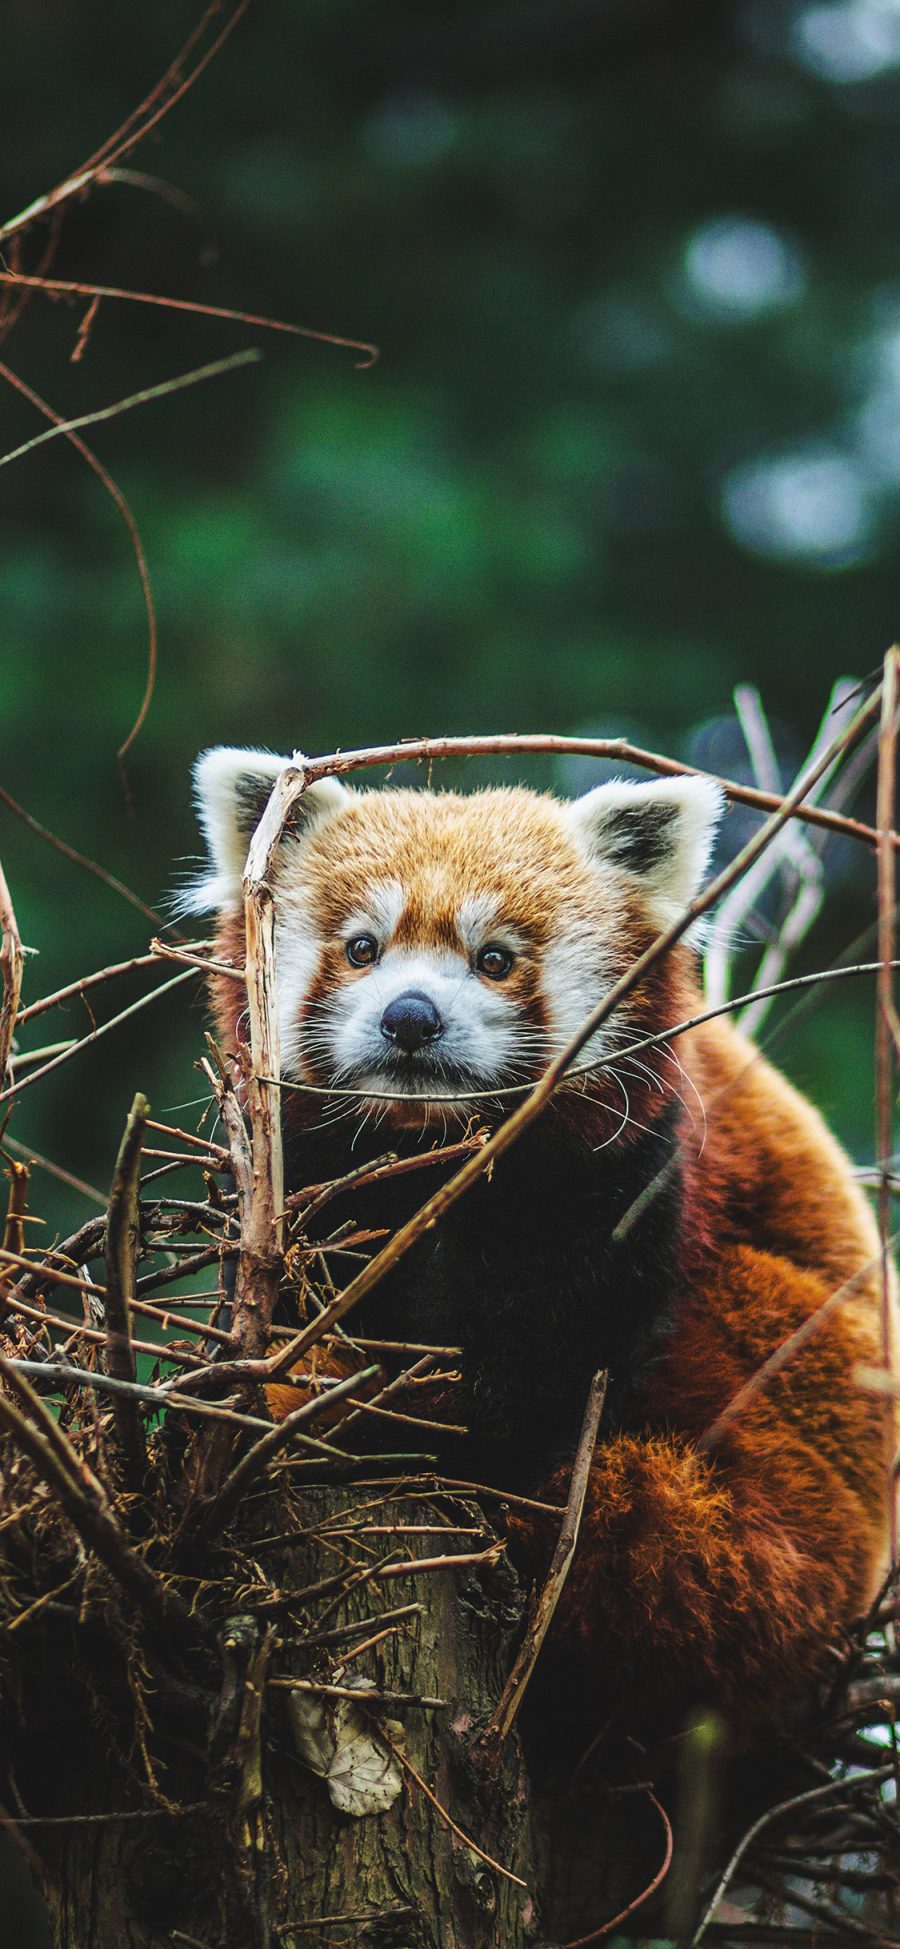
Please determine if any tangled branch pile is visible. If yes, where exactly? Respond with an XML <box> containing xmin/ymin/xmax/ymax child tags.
<box><xmin>1</xmin><ymin>685</ymin><xmax>900</xmax><ymax>1947</ymax></box>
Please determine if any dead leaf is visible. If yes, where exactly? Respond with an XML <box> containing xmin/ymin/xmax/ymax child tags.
<box><xmin>287</xmin><ymin>1679</ymin><xmax>404</xmax><ymax>1818</ymax></box>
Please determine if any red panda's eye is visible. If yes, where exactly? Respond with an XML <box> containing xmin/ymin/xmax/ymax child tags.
<box><xmin>346</xmin><ymin>934</ymin><xmax>379</xmax><ymax>968</ymax></box>
<box><xmin>476</xmin><ymin>945</ymin><xmax>514</xmax><ymax>980</ymax></box>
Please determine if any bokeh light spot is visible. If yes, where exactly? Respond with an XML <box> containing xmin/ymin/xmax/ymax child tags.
<box><xmin>676</xmin><ymin>216</ymin><xmax>806</xmax><ymax>323</ymax></box>
<box><xmin>793</xmin><ymin>1</ymin><xmax>900</xmax><ymax>82</ymax></box>
<box><xmin>721</xmin><ymin>449</ymin><xmax>877</xmax><ymax>564</ymax></box>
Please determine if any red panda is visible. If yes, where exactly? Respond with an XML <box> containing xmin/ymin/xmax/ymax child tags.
<box><xmin>189</xmin><ymin>745</ymin><xmax>894</xmax><ymax>1739</ymax></box>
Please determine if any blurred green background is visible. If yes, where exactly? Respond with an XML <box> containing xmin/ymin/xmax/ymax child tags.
<box><xmin>2</xmin><ymin>0</ymin><xmax>899</xmax><ymax>1241</ymax></box>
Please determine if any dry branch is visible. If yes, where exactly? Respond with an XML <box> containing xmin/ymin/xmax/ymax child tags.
<box><xmin>476</xmin><ymin>1369</ymin><xmax>607</xmax><ymax>1772</ymax></box>
<box><xmin>0</xmin><ymin>354</ymin><xmax>162</xmax><ymax>777</ymax></box>
<box><xmin>0</xmin><ymin>966</ymin><xmax>196</xmax><ymax>1105</ymax></box>
<box><xmin>260</xmin><ymin>677</ymin><xmax>884</xmax><ymax>1376</ymax></box>
<box><xmin>2</xmin><ymin>1361</ymin><xmax>282</xmax><ymax>1433</ymax></box>
<box><xmin>0</xmin><ymin>1356</ymin><xmax>196</xmax><ymax>1644</ymax></box>
<box><xmin>0</xmin><ymin>775</ymin><xmax>163</xmax><ymax>923</ymax></box>
<box><xmin>875</xmin><ymin>645</ymin><xmax>900</xmax><ymax>1565</ymax></box>
<box><xmin>0</xmin><ymin>350</ymin><xmax>262</xmax><ymax>471</ymax></box>
<box><xmin>200</xmin><ymin>1364</ymin><xmax>381</xmax><ymax>1539</ymax></box>
<box><xmin>16</xmin><ymin>950</ymin><xmax>164</xmax><ymax>1025</ymax></box>
<box><xmin>0</xmin><ymin>0</ymin><xmax>251</xmax><ymax>248</ymax></box>
<box><xmin>103</xmin><ymin>1090</ymin><xmax>149</xmax><ymax>1482</ymax></box>
<box><xmin>2</xmin><ymin>678</ymin><xmax>900</xmax><ymax>1943</ymax></box>
<box><xmin>0</xmin><ymin>272</ymin><xmax>379</xmax><ymax>369</ymax></box>
<box><xmin>0</xmin><ymin>1157</ymin><xmax>30</xmax><ymax>1320</ymax></box>
<box><xmin>0</xmin><ymin>855</ymin><xmax>24</xmax><ymax>1092</ymax></box>
<box><xmin>297</xmin><ymin>723</ymin><xmax>897</xmax><ymax>849</ymax></box>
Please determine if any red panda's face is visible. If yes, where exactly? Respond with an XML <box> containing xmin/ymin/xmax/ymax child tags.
<box><xmin>187</xmin><ymin>749</ymin><xmax>722</xmax><ymax>1128</ymax></box>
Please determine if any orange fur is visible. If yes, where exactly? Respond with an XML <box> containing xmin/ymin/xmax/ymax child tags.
<box><xmin>510</xmin><ymin>1020</ymin><xmax>893</xmax><ymax>1734</ymax></box>
<box><xmin>195</xmin><ymin>768</ymin><xmax>895</xmax><ymax>1739</ymax></box>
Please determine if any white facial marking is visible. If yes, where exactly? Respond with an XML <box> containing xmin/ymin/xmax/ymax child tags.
<box><xmin>539</xmin><ymin>922</ymin><xmax>616</xmax><ymax>1062</ymax></box>
<box><xmin>275</xmin><ymin>884</ymin><xmax>325</xmax><ymax>1077</ymax></box>
<box><xmin>456</xmin><ymin>893</ymin><xmax>500</xmax><ymax>951</ymax></box>
<box><xmin>343</xmin><ymin>879</ymin><xmax>405</xmax><ymax>946</ymax></box>
<box><xmin>285</xmin><ymin>938</ymin><xmax>526</xmax><ymax>1095</ymax></box>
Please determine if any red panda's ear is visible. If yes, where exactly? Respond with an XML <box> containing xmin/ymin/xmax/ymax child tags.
<box><xmin>563</xmin><ymin>775</ymin><xmax>724</xmax><ymax>929</ymax></box>
<box><xmin>183</xmin><ymin>747</ymin><xmax>350</xmax><ymax>913</ymax></box>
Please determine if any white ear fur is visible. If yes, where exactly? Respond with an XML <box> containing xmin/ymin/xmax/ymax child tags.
<box><xmin>563</xmin><ymin>775</ymin><xmax>724</xmax><ymax>930</ymax></box>
<box><xmin>183</xmin><ymin>746</ymin><xmax>350</xmax><ymax>913</ymax></box>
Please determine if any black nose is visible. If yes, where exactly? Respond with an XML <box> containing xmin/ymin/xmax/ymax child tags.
<box><xmin>380</xmin><ymin>991</ymin><xmax>444</xmax><ymax>1054</ymax></box>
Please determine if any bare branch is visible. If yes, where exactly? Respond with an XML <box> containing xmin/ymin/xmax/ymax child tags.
<box><xmin>200</xmin><ymin>1363</ymin><xmax>381</xmax><ymax>1539</ymax></box>
<box><xmin>0</xmin><ymin>1</ymin><xmax>251</xmax><ymax>246</ymax></box>
<box><xmin>0</xmin><ymin>857</ymin><xmax>24</xmax><ymax>1089</ymax></box>
<box><xmin>0</xmin><ymin>1357</ymin><xmax>196</xmax><ymax>1644</ymax></box>
<box><xmin>875</xmin><ymin>645</ymin><xmax>900</xmax><ymax>1566</ymax></box>
<box><xmin>0</xmin><ymin>776</ymin><xmax>163</xmax><ymax>924</ymax></box>
<box><xmin>0</xmin><ymin>1158</ymin><xmax>31</xmax><ymax>1324</ymax></box>
<box><xmin>0</xmin><ymin>351</ymin><xmax>262</xmax><ymax>470</ymax></box>
<box><xmin>264</xmin><ymin>679</ymin><xmax>885</xmax><ymax>1374</ymax></box>
<box><xmin>16</xmin><ymin>951</ymin><xmax>163</xmax><ymax>1025</ymax></box>
<box><xmin>477</xmin><ymin>1371</ymin><xmax>607</xmax><ymax>1771</ymax></box>
<box><xmin>0</xmin><ymin>968</ymin><xmax>196</xmax><ymax>1105</ymax></box>
<box><xmin>103</xmin><ymin>1092</ymin><xmax>149</xmax><ymax>1482</ymax></box>
<box><xmin>296</xmin><ymin>726</ymin><xmax>895</xmax><ymax>850</ymax></box>
<box><xmin>0</xmin><ymin>273</ymin><xmax>380</xmax><ymax>370</ymax></box>
<box><xmin>3</xmin><ymin>1361</ymin><xmax>279</xmax><ymax>1433</ymax></box>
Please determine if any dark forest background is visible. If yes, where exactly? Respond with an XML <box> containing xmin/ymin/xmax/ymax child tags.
<box><xmin>3</xmin><ymin>0</ymin><xmax>900</xmax><ymax>1235</ymax></box>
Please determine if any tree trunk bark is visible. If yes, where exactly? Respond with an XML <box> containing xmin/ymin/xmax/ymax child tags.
<box><xmin>16</xmin><ymin>1485</ymin><xmax>659</xmax><ymax>1948</ymax></box>
<box><xmin>13</xmin><ymin>1491</ymin><xmax>554</xmax><ymax>1949</ymax></box>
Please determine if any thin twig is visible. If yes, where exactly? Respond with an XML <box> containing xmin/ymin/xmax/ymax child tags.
<box><xmin>0</xmin><ymin>858</ymin><xmax>24</xmax><ymax>1090</ymax></box>
<box><xmin>327</xmin><ymin>1354</ymin><xmax>437</xmax><ymax>1443</ymax></box>
<box><xmin>0</xmin><ymin>968</ymin><xmax>196</xmax><ymax>1105</ymax></box>
<box><xmin>0</xmin><ymin>350</ymin><xmax>262</xmax><ymax>469</ymax></box>
<box><xmin>562</xmin><ymin>1790</ymin><xmax>674</xmax><ymax>1946</ymax></box>
<box><xmin>16</xmin><ymin>951</ymin><xmax>163</xmax><ymax>1025</ymax></box>
<box><xmin>273</xmin><ymin>1910</ymin><xmax>414</xmax><ymax>1935</ymax></box>
<box><xmin>477</xmin><ymin>1371</ymin><xmax>607</xmax><ymax>1769</ymax></box>
<box><xmin>876</xmin><ymin>646</ymin><xmax>900</xmax><ymax>1567</ymax></box>
<box><xmin>0</xmin><ymin>1159</ymin><xmax>30</xmax><ymax>1321</ymax></box>
<box><xmin>200</xmin><ymin>1365</ymin><xmax>381</xmax><ymax>1539</ymax></box>
<box><xmin>0</xmin><ymin>359</ymin><xmax>162</xmax><ymax>790</ymax></box>
<box><xmin>376</xmin><ymin>1543</ymin><xmax>504</xmax><ymax>1580</ymax></box>
<box><xmin>264</xmin><ymin>682</ymin><xmax>884</xmax><ymax>1375</ymax></box>
<box><xmin>0</xmin><ymin>1357</ymin><xmax>197</xmax><ymax>1643</ymax></box>
<box><xmin>379</xmin><ymin>1728</ymin><xmax>527</xmax><ymax>1889</ymax></box>
<box><xmin>3</xmin><ymin>1361</ymin><xmax>280</xmax><ymax>1433</ymax></box>
<box><xmin>269</xmin><ymin>1678</ymin><xmax>444</xmax><ymax>1709</ymax></box>
<box><xmin>0</xmin><ymin>1294</ymin><xmax>213</xmax><ymax>1371</ymax></box>
<box><xmin>689</xmin><ymin>1768</ymin><xmax>894</xmax><ymax>1948</ymax></box>
<box><xmin>290</xmin><ymin>728</ymin><xmax>898</xmax><ymax>850</ymax></box>
<box><xmin>102</xmin><ymin>1091</ymin><xmax>149</xmax><ymax>1481</ymax></box>
<box><xmin>149</xmin><ymin>938</ymin><xmax>247</xmax><ymax>983</ymax></box>
<box><xmin>1</xmin><ymin>1134</ymin><xmax>107</xmax><ymax>1206</ymax></box>
<box><xmin>0</xmin><ymin>776</ymin><xmax>162</xmax><ymax>924</ymax></box>
<box><xmin>0</xmin><ymin>0</ymin><xmax>250</xmax><ymax>245</ymax></box>
<box><xmin>0</xmin><ymin>273</ymin><xmax>379</xmax><ymax>369</ymax></box>
<box><xmin>285</xmin><ymin>1139</ymin><xmax>483</xmax><ymax>1214</ymax></box>
<box><xmin>286</xmin><ymin>1602</ymin><xmax>423</xmax><ymax>1652</ymax></box>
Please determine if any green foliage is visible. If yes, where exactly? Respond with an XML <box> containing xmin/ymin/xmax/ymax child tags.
<box><xmin>1</xmin><ymin>0</ymin><xmax>897</xmax><ymax>1225</ymax></box>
